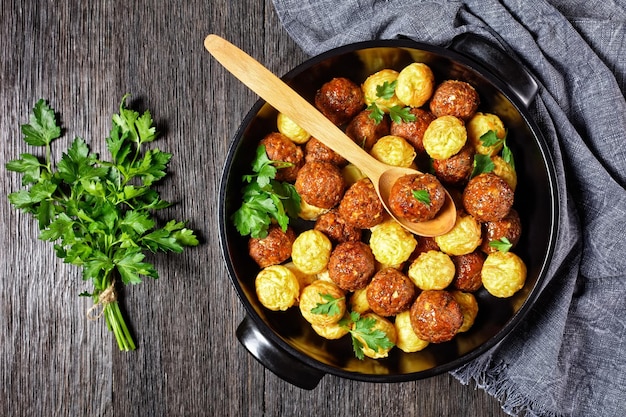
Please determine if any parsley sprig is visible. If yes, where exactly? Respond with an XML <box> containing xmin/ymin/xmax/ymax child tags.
<box><xmin>6</xmin><ymin>96</ymin><xmax>199</xmax><ymax>351</ymax></box>
<box><xmin>367</xmin><ymin>80</ymin><xmax>416</xmax><ymax>125</ymax></box>
<box><xmin>471</xmin><ymin>129</ymin><xmax>515</xmax><ymax>178</ymax></box>
<box><xmin>340</xmin><ymin>312</ymin><xmax>395</xmax><ymax>360</ymax></box>
<box><xmin>311</xmin><ymin>295</ymin><xmax>394</xmax><ymax>360</ymax></box>
<box><xmin>232</xmin><ymin>145</ymin><xmax>301</xmax><ymax>239</ymax></box>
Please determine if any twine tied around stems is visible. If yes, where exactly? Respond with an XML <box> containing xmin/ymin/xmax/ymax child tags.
<box><xmin>86</xmin><ymin>281</ymin><xmax>117</xmax><ymax>321</ymax></box>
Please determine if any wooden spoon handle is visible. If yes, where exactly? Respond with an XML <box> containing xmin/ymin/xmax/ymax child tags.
<box><xmin>204</xmin><ymin>34</ymin><xmax>385</xmax><ymax>179</ymax></box>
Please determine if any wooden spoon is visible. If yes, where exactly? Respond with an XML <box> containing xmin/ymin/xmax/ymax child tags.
<box><xmin>204</xmin><ymin>34</ymin><xmax>456</xmax><ymax>237</ymax></box>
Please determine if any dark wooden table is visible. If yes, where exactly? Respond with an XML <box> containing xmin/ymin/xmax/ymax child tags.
<box><xmin>1</xmin><ymin>1</ymin><xmax>508</xmax><ymax>415</ymax></box>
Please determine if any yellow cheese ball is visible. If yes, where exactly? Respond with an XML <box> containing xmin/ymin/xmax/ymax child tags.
<box><xmin>255</xmin><ymin>265</ymin><xmax>300</xmax><ymax>311</ymax></box>
<box><xmin>451</xmin><ymin>291</ymin><xmax>479</xmax><ymax>333</ymax></box>
<box><xmin>362</xmin><ymin>69</ymin><xmax>404</xmax><ymax>110</ymax></box>
<box><xmin>395</xmin><ymin>62</ymin><xmax>435</xmax><ymax>108</ymax></box>
<box><xmin>467</xmin><ymin>112</ymin><xmax>506</xmax><ymax>156</ymax></box>
<box><xmin>435</xmin><ymin>213</ymin><xmax>482</xmax><ymax>256</ymax></box>
<box><xmin>297</xmin><ymin>199</ymin><xmax>330</xmax><ymax>221</ymax></box>
<box><xmin>312</xmin><ymin>319</ymin><xmax>350</xmax><ymax>340</ymax></box>
<box><xmin>277</xmin><ymin>112</ymin><xmax>311</xmax><ymax>144</ymax></box>
<box><xmin>283</xmin><ymin>261</ymin><xmax>317</xmax><ymax>289</ymax></box>
<box><xmin>369</xmin><ymin>219</ymin><xmax>417</xmax><ymax>268</ymax></box>
<box><xmin>370</xmin><ymin>135</ymin><xmax>416</xmax><ymax>168</ymax></box>
<box><xmin>292</xmin><ymin>229</ymin><xmax>332</xmax><ymax>274</ymax></box>
<box><xmin>481</xmin><ymin>251</ymin><xmax>527</xmax><ymax>298</ymax></box>
<box><xmin>394</xmin><ymin>310</ymin><xmax>429</xmax><ymax>353</ymax></box>
<box><xmin>355</xmin><ymin>313</ymin><xmax>397</xmax><ymax>359</ymax></box>
<box><xmin>492</xmin><ymin>155</ymin><xmax>517</xmax><ymax>191</ymax></box>
<box><xmin>342</xmin><ymin>163</ymin><xmax>366</xmax><ymax>186</ymax></box>
<box><xmin>299</xmin><ymin>280</ymin><xmax>346</xmax><ymax>326</ymax></box>
<box><xmin>349</xmin><ymin>288</ymin><xmax>371</xmax><ymax>315</ymax></box>
<box><xmin>407</xmin><ymin>250</ymin><xmax>455</xmax><ymax>290</ymax></box>
<box><xmin>422</xmin><ymin>115</ymin><xmax>468</xmax><ymax>160</ymax></box>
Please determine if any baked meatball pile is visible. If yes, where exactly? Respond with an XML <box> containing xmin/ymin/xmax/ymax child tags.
<box><xmin>241</xmin><ymin>61</ymin><xmax>527</xmax><ymax>359</ymax></box>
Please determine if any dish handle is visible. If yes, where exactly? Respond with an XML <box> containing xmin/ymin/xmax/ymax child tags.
<box><xmin>448</xmin><ymin>32</ymin><xmax>539</xmax><ymax>108</ymax></box>
<box><xmin>236</xmin><ymin>315</ymin><xmax>325</xmax><ymax>390</ymax></box>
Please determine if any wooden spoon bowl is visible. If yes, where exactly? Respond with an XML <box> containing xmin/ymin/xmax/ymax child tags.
<box><xmin>204</xmin><ymin>34</ymin><xmax>456</xmax><ymax>237</ymax></box>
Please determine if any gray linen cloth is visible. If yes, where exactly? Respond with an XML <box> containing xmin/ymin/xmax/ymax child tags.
<box><xmin>271</xmin><ymin>0</ymin><xmax>626</xmax><ymax>415</ymax></box>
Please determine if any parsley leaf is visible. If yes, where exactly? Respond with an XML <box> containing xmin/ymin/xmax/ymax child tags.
<box><xmin>5</xmin><ymin>96</ymin><xmax>199</xmax><ymax>351</ymax></box>
<box><xmin>310</xmin><ymin>293</ymin><xmax>345</xmax><ymax>316</ymax></box>
<box><xmin>20</xmin><ymin>99</ymin><xmax>61</xmax><ymax>147</ymax></box>
<box><xmin>412</xmin><ymin>189</ymin><xmax>431</xmax><ymax>206</ymax></box>
<box><xmin>489</xmin><ymin>237</ymin><xmax>513</xmax><ymax>253</ymax></box>
<box><xmin>470</xmin><ymin>153</ymin><xmax>495</xmax><ymax>178</ymax></box>
<box><xmin>388</xmin><ymin>105</ymin><xmax>416</xmax><ymax>124</ymax></box>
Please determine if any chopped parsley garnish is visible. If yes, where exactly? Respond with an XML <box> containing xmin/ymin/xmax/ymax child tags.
<box><xmin>489</xmin><ymin>237</ymin><xmax>513</xmax><ymax>252</ymax></box>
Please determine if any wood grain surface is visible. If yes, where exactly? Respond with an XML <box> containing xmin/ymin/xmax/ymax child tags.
<box><xmin>0</xmin><ymin>1</ymin><xmax>508</xmax><ymax>416</ymax></box>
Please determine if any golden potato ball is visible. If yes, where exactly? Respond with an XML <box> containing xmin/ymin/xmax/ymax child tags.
<box><xmin>342</xmin><ymin>163</ymin><xmax>366</xmax><ymax>186</ymax></box>
<box><xmin>369</xmin><ymin>219</ymin><xmax>418</xmax><ymax>268</ymax></box>
<box><xmin>255</xmin><ymin>265</ymin><xmax>300</xmax><ymax>311</ymax></box>
<box><xmin>422</xmin><ymin>115</ymin><xmax>468</xmax><ymax>160</ymax></box>
<box><xmin>395</xmin><ymin>62</ymin><xmax>436</xmax><ymax>108</ymax></box>
<box><xmin>450</xmin><ymin>291</ymin><xmax>479</xmax><ymax>333</ymax></box>
<box><xmin>283</xmin><ymin>261</ymin><xmax>317</xmax><ymax>289</ymax></box>
<box><xmin>467</xmin><ymin>112</ymin><xmax>506</xmax><ymax>156</ymax></box>
<box><xmin>297</xmin><ymin>198</ymin><xmax>330</xmax><ymax>221</ymax></box>
<box><xmin>311</xmin><ymin>319</ymin><xmax>350</xmax><ymax>340</ymax></box>
<box><xmin>277</xmin><ymin>112</ymin><xmax>311</xmax><ymax>144</ymax></box>
<box><xmin>394</xmin><ymin>310</ymin><xmax>429</xmax><ymax>353</ymax></box>
<box><xmin>349</xmin><ymin>288</ymin><xmax>371</xmax><ymax>315</ymax></box>
<box><xmin>492</xmin><ymin>155</ymin><xmax>517</xmax><ymax>191</ymax></box>
<box><xmin>407</xmin><ymin>250</ymin><xmax>455</xmax><ymax>290</ymax></box>
<box><xmin>291</xmin><ymin>229</ymin><xmax>332</xmax><ymax>274</ymax></box>
<box><xmin>370</xmin><ymin>135</ymin><xmax>416</xmax><ymax>168</ymax></box>
<box><xmin>354</xmin><ymin>313</ymin><xmax>397</xmax><ymax>359</ymax></box>
<box><xmin>362</xmin><ymin>69</ymin><xmax>404</xmax><ymax>111</ymax></box>
<box><xmin>299</xmin><ymin>280</ymin><xmax>347</xmax><ymax>326</ymax></box>
<box><xmin>481</xmin><ymin>251</ymin><xmax>527</xmax><ymax>298</ymax></box>
<box><xmin>434</xmin><ymin>213</ymin><xmax>482</xmax><ymax>256</ymax></box>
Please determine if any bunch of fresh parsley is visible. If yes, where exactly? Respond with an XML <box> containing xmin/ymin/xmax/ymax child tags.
<box><xmin>6</xmin><ymin>96</ymin><xmax>198</xmax><ymax>351</ymax></box>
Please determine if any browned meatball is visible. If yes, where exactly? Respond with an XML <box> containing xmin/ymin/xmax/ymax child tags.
<box><xmin>315</xmin><ymin>77</ymin><xmax>365</xmax><ymax>125</ymax></box>
<box><xmin>410</xmin><ymin>290</ymin><xmax>463</xmax><ymax>343</ymax></box>
<box><xmin>328</xmin><ymin>241</ymin><xmax>376</xmax><ymax>291</ymax></box>
<box><xmin>462</xmin><ymin>173</ymin><xmax>514</xmax><ymax>222</ymax></box>
<box><xmin>366</xmin><ymin>268</ymin><xmax>416</xmax><ymax>316</ymax></box>
<box><xmin>314</xmin><ymin>209</ymin><xmax>362</xmax><ymax>244</ymax></box>
<box><xmin>481</xmin><ymin>208</ymin><xmax>522</xmax><ymax>254</ymax></box>
<box><xmin>345</xmin><ymin>109</ymin><xmax>390</xmax><ymax>150</ymax></box>
<box><xmin>433</xmin><ymin>144</ymin><xmax>475</xmax><ymax>186</ymax></box>
<box><xmin>338</xmin><ymin>178</ymin><xmax>385</xmax><ymax>229</ymax></box>
<box><xmin>409</xmin><ymin>236</ymin><xmax>441</xmax><ymax>262</ymax></box>
<box><xmin>304</xmin><ymin>137</ymin><xmax>347</xmax><ymax>166</ymax></box>
<box><xmin>429</xmin><ymin>80</ymin><xmax>480</xmax><ymax>120</ymax></box>
<box><xmin>259</xmin><ymin>132</ymin><xmax>304</xmax><ymax>182</ymax></box>
<box><xmin>389</xmin><ymin>108</ymin><xmax>436</xmax><ymax>153</ymax></box>
<box><xmin>451</xmin><ymin>251</ymin><xmax>485</xmax><ymax>292</ymax></box>
<box><xmin>248</xmin><ymin>224</ymin><xmax>296</xmax><ymax>268</ymax></box>
<box><xmin>295</xmin><ymin>161</ymin><xmax>346</xmax><ymax>209</ymax></box>
<box><xmin>388</xmin><ymin>173</ymin><xmax>446</xmax><ymax>223</ymax></box>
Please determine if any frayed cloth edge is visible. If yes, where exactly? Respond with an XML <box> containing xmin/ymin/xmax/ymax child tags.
<box><xmin>451</xmin><ymin>361</ymin><xmax>562</xmax><ymax>417</ymax></box>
